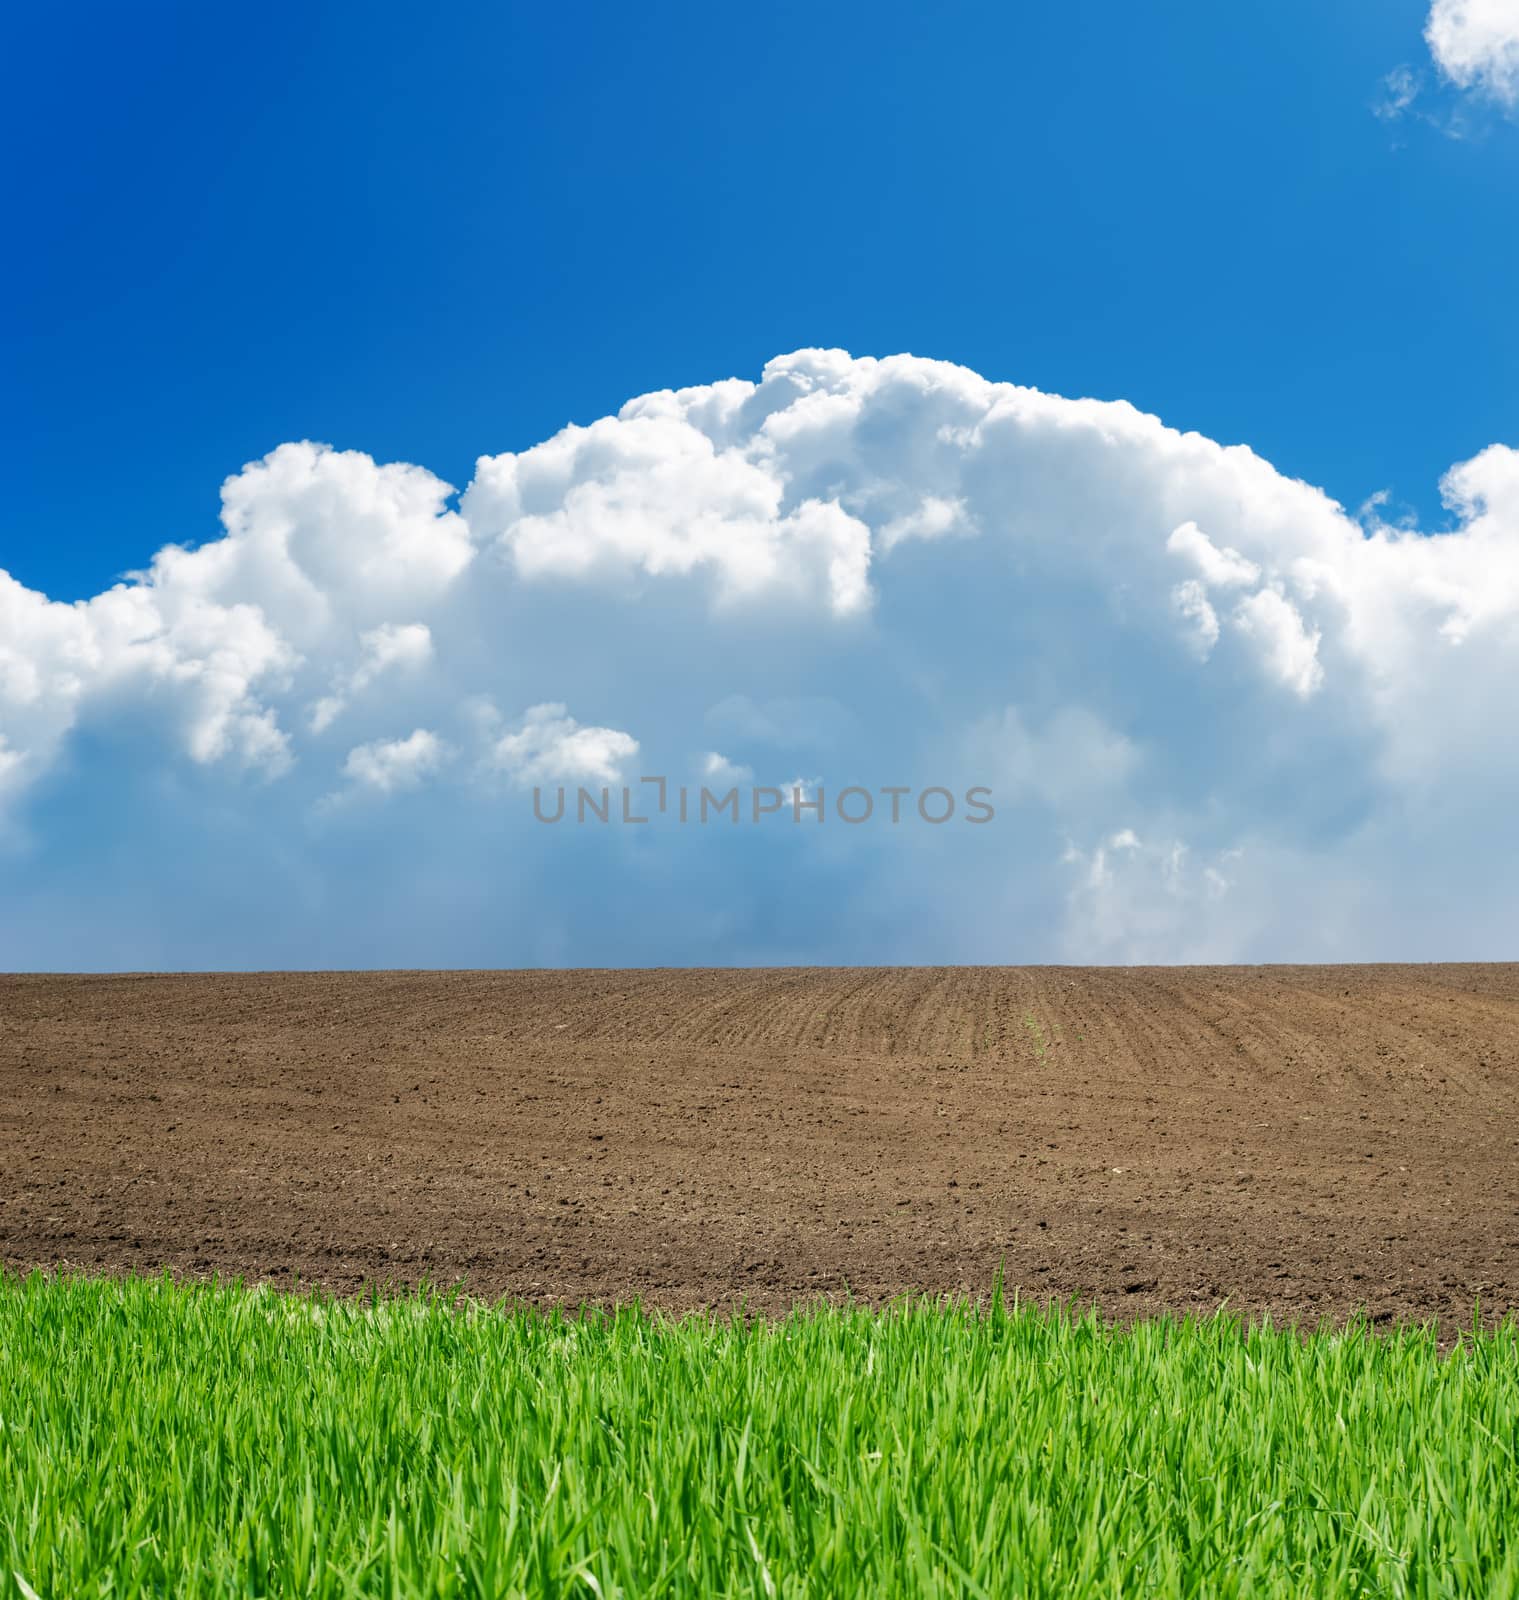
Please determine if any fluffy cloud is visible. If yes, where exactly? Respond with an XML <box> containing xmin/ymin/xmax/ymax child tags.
<box><xmin>1231</xmin><ymin>588</ymin><xmax>1324</xmax><ymax>700</ymax></box>
<box><xmin>310</xmin><ymin>621</ymin><xmax>434</xmax><ymax>733</ymax></box>
<box><xmin>463</xmin><ymin>410</ymin><xmax>873</xmax><ymax>616</ymax></box>
<box><xmin>1166</xmin><ymin>521</ymin><xmax>1260</xmax><ymax>590</ymax></box>
<box><xmin>490</xmin><ymin>704</ymin><xmax>639</xmax><ymax>787</ymax></box>
<box><xmin>4</xmin><ymin>349</ymin><xmax>1519</xmax><ymax>964</ymax></box>
<box><xmin>1426</xmin><ymin>0</ymin><xmax>1519</xmax><ymax>105</ymax></box>
<box><xmin>342</xmin><ymin>728</ymin><xmax>448</xmax><ymax>794</ymax></box>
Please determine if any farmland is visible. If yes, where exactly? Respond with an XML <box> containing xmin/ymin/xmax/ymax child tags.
<box><xmin>5</xmin><ymin>966</ymin><xmax>1519</xmax><ymax>1596</ymax></box>
<box><xmin>4</xmin><ymin>966</ymin><xmax>1519</xmax><ymax>1321</ymax></box>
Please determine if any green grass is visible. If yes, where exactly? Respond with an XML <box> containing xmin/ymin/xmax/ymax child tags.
<box><xmin>2</xmin><ymin>1274</ymin><xmax>1517</xmax><ymax>1597</ymax></box>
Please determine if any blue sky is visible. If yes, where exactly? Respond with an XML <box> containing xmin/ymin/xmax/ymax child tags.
<box><xmin>6</xmin><ymin>0</ymin><xmax>1515</xmax><ymax>599</ymax></box>
<box><xmin>2</xmin><ymin>1</ymin><xmax>1517</xmax><ymax>967</ymax></box>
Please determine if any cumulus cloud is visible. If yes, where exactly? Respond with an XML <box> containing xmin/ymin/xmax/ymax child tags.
<box><xmin>1167</xmin><ymin>521</ymin><xmax>1260</xmax><ymax>589</ymax></box>
<box><xmin>463</xmin><ymin>411</ymin><xmax>873</xmax><ymax>616</ymax></box>
<box><xmin>0</xmin><ymin>441</ymin><xmax>469</xmax><ymax>802</ymax></box>
<box><xmin>490</xmin><ymin>703</ymin><xmax>639</xmax><ymax>787</ymax></box>
<box><xmin>310</xmin><ymin>621</ymin><xmax>434</xmax><ymax>732</ymax></box>
<box><xmin>1426</xmin><ymin>0</ymin><xmax>1519</xmax><ymax>105</ymax></box>
<box><xmin>342</xmin><ymin>728</ymin><xmax>448</xmax><ymax>794</ymax></box>
<box><xmin>4</xmin><ymin>349</ymin><xmax>1519</xmax><ymax>963</ymax></box>
<box><xmin>1232</xmin><ymin>588</ymin><xmax>1324</xmax><ymax>699</ymax></box>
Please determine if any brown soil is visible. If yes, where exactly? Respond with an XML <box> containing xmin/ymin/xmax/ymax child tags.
<box><xmin>3</xmin><ymin>967</ymin><xmax>1518</xmax><ymax>1325</ymax></box>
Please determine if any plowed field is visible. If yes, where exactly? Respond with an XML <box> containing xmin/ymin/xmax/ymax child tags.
<box><xmin>4</xmin><ymin>966</ymin><xmax>1517</xmax><ymax>1324</ymax></box>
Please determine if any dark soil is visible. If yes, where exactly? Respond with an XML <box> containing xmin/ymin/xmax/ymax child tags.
<box><xmin>4</xmin><ymin>966</ymin><xmax>1517</xmax><ymax>1325</ymax></box>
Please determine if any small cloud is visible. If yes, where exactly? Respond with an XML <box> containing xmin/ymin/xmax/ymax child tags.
<box><xmin>491</xmin><ymin>703</ymin><xmax>638</xmax><ymax>786</ymax></box>
<box><xmin>1426</xmin><ymin>0</ymin><xmax>1519</xmax><ymax>108</ymax></box>
<box><xmin>1381</xmin><ymin>4</ymin><xmax>1518</xmax><ymax>135</ymax></box>
<box><xmin>1356</xmin><ymin>489</ymin><xmax>1420</xmax><ymax>536</ymax></box>
<box><xmin>699</xmin><ymin>751</ymin><xmax>754</xmax><ymax>786</ymax></box>
<box><xmin>308</xmin><ymin>696</ymin><xmax>344</xmax><ymax>735</ymax></box>
<box><xmin>1374</xmin><ymin>64</ymin><xmax>1424</xmax><ymax>121</ymax></box>
<box><xmin>341</xmin><ymin>728</ymin><xmax>448</xmax><ymax>794</ymax></box>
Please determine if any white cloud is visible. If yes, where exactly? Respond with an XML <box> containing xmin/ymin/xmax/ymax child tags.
<box><xmin>490</xmin><ymin>703</ymin><xmax>639</xmax><ymax>787</ymax></box>
<box><xmin>700</xmin><ymin>752</ymin><xmax>754</xmax><ymax>786</ymax></box>
<box><xmin>1426</xmin><ymin>0</ymin><xmax>1519</xmax><ymax>105</ymax></box>
<box><xmin>1171</xmin><ymin>579</ymin><xmax>1221</xmax><ymax>659</ymax></box>
<box><xmin>352</xmin><ymin>622</ymin><xmax>434</xmax><ymax>690</ymax></box>
<box><xmin>463</xmin><ymin>414</ymin><xmax>873</xmax><ymax>616</ymax></box>
<box><xmin>309</xmin><ymin>621</ymin><xmax>434</xmax><ymax>732</ymax></box>
<box><xmin>786</xmin><ymin>776</ymin><xmax>822</xmax><ymax>807</ymax></box>
<box><xmin>6</xmin><ymin>349</ymin><xmax>1519</xmax><ymax>963</ymax></box>
<box><xmin>0</xmin><ymin>734</ymin><xmax>24</xmax><ymax>795</ymax></box>
<box><xmin>1059</xmin><ymin>830</ymin><xmax>1256</xmax><ymax>963</ymax></box>
<box><xmin>878</xmin><ymin>495</ymin><xmax>975</xmax><ymax>551</ymax></box>
<box><xmin>0</xmin><ymin>441</ymin><xmax>469</xmax><ymax>795</ymax></box>
<box><xmin>1232</xmin><ymin>587</ymin><xmax>1324</xmax><ymax>699</ymax></box>
<box><xmin>341</xmin><ymin>728</ymin><xmax>448</xmax><ymax>794</ymax></box>
<box><xmin>1374</xmin><ymin>65</ymin><xmax>1425</xmax><ymax>121</ymax></box>
<box><xmin>1167</xmin><ymin>521</ymin><xmax>1260</xmax><ymax>589</ymax></box>
<box><xmin>208</xmin><ymin>441</ymin><xmax>474</xmax><ymax>629</ymax></box>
